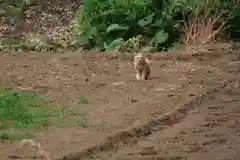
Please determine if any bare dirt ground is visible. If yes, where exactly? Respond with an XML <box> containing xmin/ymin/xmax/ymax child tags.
<box><xmin>0</xmin><ymin>50</ymin><xmax>239</xmax><ymax>160</ymax></box>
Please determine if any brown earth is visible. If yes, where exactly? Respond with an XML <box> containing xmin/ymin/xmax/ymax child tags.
<box><xmin>0</xmin><ymin>50</ymin><xmax>239</xmax><ymax>160</ymax></box>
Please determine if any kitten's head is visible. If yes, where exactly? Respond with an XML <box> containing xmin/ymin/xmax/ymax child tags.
<box><xmin>134</xmin><ymin>53</ymin><xmax>145</xmax><ymax>64</ymax></box>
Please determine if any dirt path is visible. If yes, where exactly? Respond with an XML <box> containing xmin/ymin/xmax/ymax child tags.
<box><xmin>0</xmin><ymin>51</ymin><xmax>239</xmax><ymax>160</ymax></box>
<box><xmin>90</xmin><ymin>79</ymin><xmax>240</xmax><ymax>160</ymax></box>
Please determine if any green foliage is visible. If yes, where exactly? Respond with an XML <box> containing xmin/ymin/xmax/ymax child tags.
<box><xmin>221</xmin><ymin>0</ymin><xmax>240</xmax><ymax>38</ymax></box>
<box><xmin>0</xmin><ymin>89</ymin><xmax>50</xmax><ymax>130</ymax></box>
<box><xmin>0</xmin><ymin>132</ymin><xmax>33</xmax><ymax>140</ymax></box>
<box><xmin>76</xmin><ymin>0</ymin><xmax>190</xmax><ymax>52</ymax></box>
<box><xmin>1</xmin><ymin>0</ymin><xmax>239</xmax><ymax>53</ymax></box>
<box><xmin>79</xmin><ymin>97</ymin><xmax>89</xmax><ymax>104</ymax></box>
<box><xmin>0</xmin><ymin>88</ymin><xmax>91</xmax><ymax>140</ymax></box>
<box><xmin>76</xmin><ymin>0</ymin><xmax>240</xmax><ymax>53</ymax></box>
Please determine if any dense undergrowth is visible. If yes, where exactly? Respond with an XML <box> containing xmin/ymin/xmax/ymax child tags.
<box><xmin>0</xmin><ymin>0</ymin><xmax>239</xmax><ymax>53</ymax></box>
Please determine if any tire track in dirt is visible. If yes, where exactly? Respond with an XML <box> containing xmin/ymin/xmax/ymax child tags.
<box><xmin>2</xmin><ymin>52</ymin><xmax>239</xmax><ymax>160</ymax></box>
<box><xmin>56</xmin><ymin>80</ymin><xmax>229</xmax><ymax>160</ymax></box>
<box><xmin>112</xmin><ymin>80</ymin><xmax>240</xmax><ymax>160</ymax></box>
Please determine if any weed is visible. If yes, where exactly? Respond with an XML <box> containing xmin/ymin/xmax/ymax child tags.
<box><xmin>182</xmin><ymin>0</ymin><xmax>240</xmax><ymax>55</ymax></box>
<box><xmin>77</xmin><ymin>116</ymin><xmax>89</xmax><ymax>128</ymax></box>
<box><xmin>183</xmin><ymin>1</ymin><xmax>224</xmax><ymax>47</ymax></box>
<box><xmin>0</xmin><ymin>88</ymin><xmax>91</xmax><ymax>140</ymax></box>
<box><xmin>0</xmin><ymin>132</ymin><xmax>33</xmax><ymax>140</ymax></box>
<box><xmin>79</xmin><ymin>97</ymin><xmax>89</xmax><ymax>104</ymax></box>
<box><xmin>0</xmin><ymin>89</ymin><xmax>50</xmax><ymax>131</ymax></box>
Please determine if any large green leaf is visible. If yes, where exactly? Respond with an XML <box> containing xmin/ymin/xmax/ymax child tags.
<box><xmin>154</xmin><ymin>30</ymin><xmax>169</xmax><ymax>44</ymax></box>
<box><xmin>77</xmin><ymin>34</ymin><xmax>89</xmax><ymax>45</ymax></box>
<box><xmin>104</xmin><ymin>38</ymin><xmax>124</xmax><ymax>51</ymax></box>
<box><xmin>106</xmin><ymin>24</ymin><xmax>129</xmax><ymax>33</ymax></box>
<box><xmin>138</xmin><ymin>13</ymin><xmax>155</xmax><ymax>27</ymax></box>
<box><xmin>151</xmin><ymin>19</ymin><xmax>163</xmax><ymax>27</ymax></box>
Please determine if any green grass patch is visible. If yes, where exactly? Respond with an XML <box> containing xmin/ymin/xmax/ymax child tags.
<box><xmin>0</xmin><ymin>88</ymin><xmax>92</xmax><ymax>140</ymax></box>
<box><xmin>0</xmin><ymin>131</ymin><xmax>33</xmax><ymax>140</ymax></box>
<box><xmin>79</xmin><ymin>97</ymin><xmax>89</xmax><ymax>104</ymax></box>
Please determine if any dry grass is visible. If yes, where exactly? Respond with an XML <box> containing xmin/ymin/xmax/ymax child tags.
<box><xmin>182</xmin><ymin>0</ymin><xmax>235</xmax><ymax>55</ymax></box>
<box><xmin>150</xmin><ymin>0</ymin><xmax>238</xmax><ymax>61</ymax></box>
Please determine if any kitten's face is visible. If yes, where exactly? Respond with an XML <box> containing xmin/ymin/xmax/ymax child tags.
<box><xmin>135</xmin><ymin>54</ymin><xmax>145</xmax><ymax>63</ymax></box>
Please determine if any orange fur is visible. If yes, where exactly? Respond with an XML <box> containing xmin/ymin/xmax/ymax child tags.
<box><xmin>133</xmin><ymin>53</ymin><xmax>151</xmax><ymax>80</ymax></box>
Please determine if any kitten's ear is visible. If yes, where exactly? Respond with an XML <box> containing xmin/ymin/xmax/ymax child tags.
<box><xmin>146</xmin><ymin>54</ymin><xmax>152</xmax><ymax>60</ymax></box>
<box><xmin>145</xmin><ymin>55</ymin><xmax>152</xmax><ymax>65</ymax></box>
<box><xmin>145</xmin><ymin>58</ymin><xmax>152</xmax><ymax>65</ymax></box>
